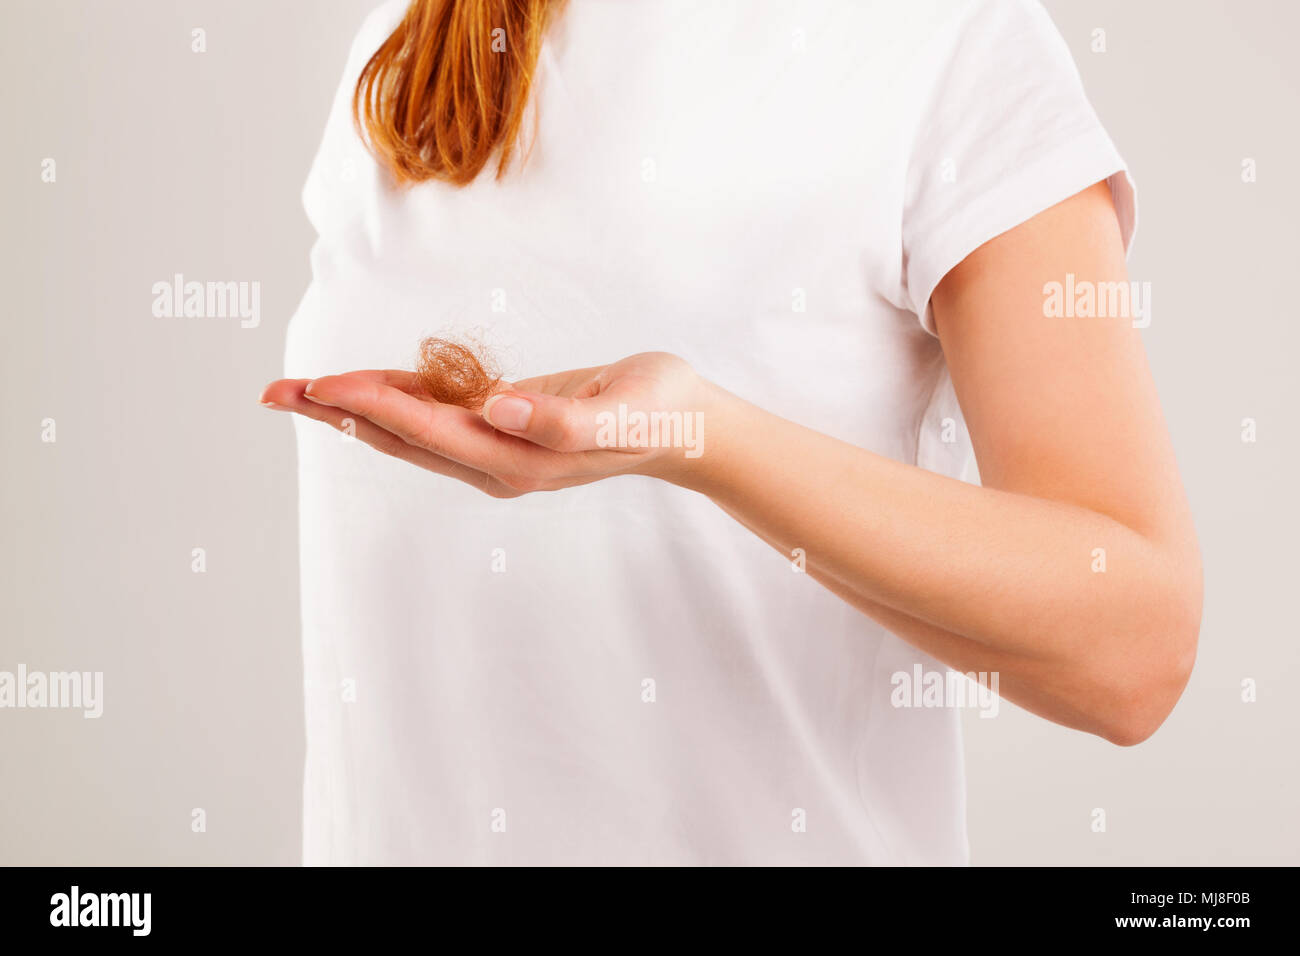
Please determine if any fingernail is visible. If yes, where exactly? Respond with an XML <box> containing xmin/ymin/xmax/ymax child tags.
<box><xmin>302</xmin><ymin>381</ymin><xmax>333</xmax><ymax>406</ymax></box>
<box><xmin>483</xmin><ymin>394</ymin><xmax>532</xmax><ymax>431</ymax></box>
<box><xmin>259</xmin><ymin>400</ymin><xmax>287</xmax><ymax>411</ymax></box>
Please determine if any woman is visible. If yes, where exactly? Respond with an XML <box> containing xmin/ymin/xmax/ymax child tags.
<box><xmin>261</xmin><ymin>0</ymin><xmax>1201</xmax><ymax>865</ymax></box>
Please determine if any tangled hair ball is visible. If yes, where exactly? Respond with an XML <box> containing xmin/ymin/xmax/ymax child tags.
<box><xmin>414</xmin><ymin>337</ymin><xmax>503</xmax><ymax>409</ymax></box>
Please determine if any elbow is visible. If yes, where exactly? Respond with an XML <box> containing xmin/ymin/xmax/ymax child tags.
<box><xmin>1098</xmin><ymin>633</ymin><xmax>1198</xmax><ymax>747</ymax></box>
<box><xmin>1100</xmin><ymin>679</ymin><xmax>1189</xmax><ymax>747</ymax></box>
<box><xmin>1095</xmin><ymin>561</ymin><xmax>1203</xmax><ymax>748</ymax></box>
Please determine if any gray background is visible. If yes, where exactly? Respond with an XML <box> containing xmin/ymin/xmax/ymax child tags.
<box><xmin>1</xmin><ymin>0</ymin><xmax>1296</xmax><ymax>865</ymax></box>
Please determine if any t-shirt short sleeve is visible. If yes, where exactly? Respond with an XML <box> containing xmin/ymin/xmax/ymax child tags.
<box><xmin>901</xmin><ymin>0</ymin><xmax>1137</xmax><ymax>336</ymax></box>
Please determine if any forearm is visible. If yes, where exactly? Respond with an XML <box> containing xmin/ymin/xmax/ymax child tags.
<box><xmin>674</xmin><ymin>383</ymin><xmax>1200</xmax><ymax>742</ymax></box>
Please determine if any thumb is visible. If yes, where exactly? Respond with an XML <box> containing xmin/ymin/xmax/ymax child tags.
<box><xmin>481</xmin><ymin>389</ymin><xmax>614</xmax><ymax>452</ymax></box>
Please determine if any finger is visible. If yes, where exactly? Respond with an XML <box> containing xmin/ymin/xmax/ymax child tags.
<box><xmin>260</xmin><ymin>378</ymin><xmax>312</xmax><ymax>410</ymax></box>
<box><xmin>262</xmin><ymin>380</ymin><xmax>512</xmax><ymax>496</ymax></box>
<box><xmin>303</xmin><ymin>373</ymin><xmax>554</xmax><ymax>476</ymax></box>
<box><xmin>512</xmin><ymin>365</ymin><xmax>607</xmax><ymax>398</ymax></box>
<box><xmin>480</xmin><ymin>389</ymin><xmax>633</xmax><ymax>453</ymax></box>
<box><xmin>264</xmin><ymin>370</ymin><xmax>434</xmax><ymax>402</ymax></box>
<box><xmin>328</xmin><ymin>369</ymin><xmax>426</xmax><ymax>392</ymax></box>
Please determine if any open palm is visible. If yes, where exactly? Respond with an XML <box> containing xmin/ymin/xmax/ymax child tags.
<box><xmin>260</xmin><ymin>351</ymin><xmax>711</xmax><ymax>496</ymax></box>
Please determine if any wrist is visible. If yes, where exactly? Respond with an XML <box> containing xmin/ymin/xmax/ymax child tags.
<box><xmin>646</xmin><ymin>375</ymin><xmax>744</xmax><ymax>497</ymax></box>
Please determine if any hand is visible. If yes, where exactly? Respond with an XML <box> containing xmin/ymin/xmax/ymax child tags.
<box><xmin>259</xmin><ymin>351</ymin><xmax>719</xmax><ymax>497</ymax></box>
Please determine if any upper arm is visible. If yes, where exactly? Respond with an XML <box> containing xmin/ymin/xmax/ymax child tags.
<box><xmin>930</xmin><ymin>181</ymin><xmax>1195</xmax><ymax>550</ymax></box>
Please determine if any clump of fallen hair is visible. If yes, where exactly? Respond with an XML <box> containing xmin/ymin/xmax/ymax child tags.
<box><xmin>414</xmin><ymin>336</ymin><xmax>502</xmax><ymax>409</ymax></box>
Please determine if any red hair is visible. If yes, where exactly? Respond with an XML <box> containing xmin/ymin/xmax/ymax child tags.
<box><xmin>414</xmin><ymin>337</ymin><xmax>502</xmax><ymax>408</ymax></box>
<box><xmin>353</xmin><ymin>0</ymin><xmax>563</xmax><ymax>186</ymax></box>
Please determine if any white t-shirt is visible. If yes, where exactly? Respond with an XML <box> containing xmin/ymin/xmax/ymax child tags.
<box><xmin>286</xmin><ymin>0</ymin><xmax>1135</xmax><ymax>865</ymax></box>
